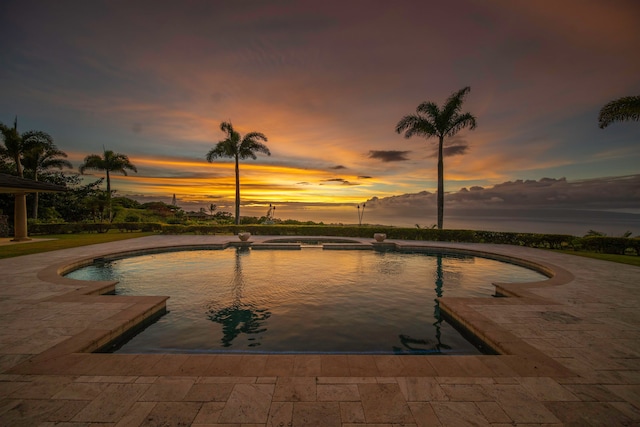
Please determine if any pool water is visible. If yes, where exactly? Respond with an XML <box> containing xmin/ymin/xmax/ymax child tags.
<box><xmin>65</xmin><ymin>248</ymin><xmax>546</xmax><ymax>355</ymax></box>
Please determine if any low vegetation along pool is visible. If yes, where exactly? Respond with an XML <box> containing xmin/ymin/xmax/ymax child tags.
<box><xmin>65</xmin><ymin>247</ymin><xmax>546</xmax><ymax>355</ymax></box>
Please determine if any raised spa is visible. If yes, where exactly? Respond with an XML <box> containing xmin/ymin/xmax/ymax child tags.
<box><xmin>65</xmin><ymin>247</ymin><xmax>546</xmax><ymax>355</ymax></box>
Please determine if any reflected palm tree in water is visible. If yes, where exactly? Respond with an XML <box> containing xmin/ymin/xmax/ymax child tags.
<box><xmin>393</xmin><ymin>254</ymin><xmax>452</xmax><ymax>354</ymax></box>
<box><xmin>206</xmin><ymin>248</ymin><xmax>271</xmax><ymax>348</ymax></box>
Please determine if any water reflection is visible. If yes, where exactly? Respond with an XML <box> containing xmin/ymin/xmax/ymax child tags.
<box><xmin>393</xmin><ymin>254</ymin><xmax>452</xmax><ymax>354</ymax></box>
<box><xmin>206</xmin><ymin>247</ymin><xmax>271</xmax><ymax>347</ymax></box>
<box><xmin>66</xmin><ymin>248</ymin><xmax>538</xmax><ymax>354</ymax></box>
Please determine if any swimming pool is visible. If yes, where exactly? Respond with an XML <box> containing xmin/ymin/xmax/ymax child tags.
<box><xmin>65</xmin><ymin>247</ymin><xmax>547</xmax><ymax>355</ymax></box>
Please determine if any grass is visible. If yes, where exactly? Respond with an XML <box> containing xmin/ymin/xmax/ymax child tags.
<box><xmin>551</xmin><ymin>249</ymin><xmax>640</xmax><ymax>267</ymax></box>
<box><xmin>0</xmin><ymin>231</ymin><xmax>155</xmax><ymax>259</ymax></box>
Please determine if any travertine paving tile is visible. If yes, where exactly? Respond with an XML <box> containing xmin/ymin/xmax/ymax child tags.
<box><xmin>191</xmin><ymin>401</ymin><xmax>225</xmax><ymax>424</ymax></box>
<box><xmin>10</xmin><ymin>376</ymin><xmax>75</xmax><ymax>399</ymax></box>
<box><xmin>0</xmin><ymin>398</ymin><xmax>67</xmax><ymax>425</ymax></box>
<box><xmin>293</xmin><ymin>355</ymin><xmax>321</xmax><ymax>376</ymax></box>
<box><xmin>563</xmin><ymin>383</ymin><xmax>627</xmax><ymax>402</ymax></box>
<box><xmin>516</xmin><ymin>376</ymin><xmax>579</xmax><ymax>401</ymax></box>
<box><xmin>0</xmin><ymin>379</ymin><xmax>28</xmax><ymax>398</ymax></box>
<box><xmin>113</xmin><ymin>401</ymin><xmax>155</xmax><ymax>427</ymax></box>
<box><xmin>175</xmin><ymin>354</ymin><xmax>215</xmax><ymax>375</ymax></box>
<box><xmin>267</xmin><ymin>401</ymin><xmax>293</xmax><ymax>427</ymax></box>
<box><xmin>408</xmin><ymin>401</ymin><xmax>441</xmax><ymax>427</ymax></box>
<box><xmin>610</xmin><ymin>401</ymin><xmax>640</xmax><ymax>422</ymax></box>
<box><xmin>183</xmin><ymin>382</ymin><xmax>234</xmax><ymax>401</ymax></box>
<box><xmin>427</xmin><ymin>356</ymin><xmax>467</xmax><ymax>377</ymax></box>
<box><xmin>140</xmin><ymin>401</ymin><xmax>201</xmax><ymax>426</ymax></box>
<box><xmin>317</xmin><ymin>383</ymin><xmax>360</xmax><ymax>401</ymax></box>
<box><xmin>45</xmin><ymin>399</ymin><xmax>88</xmax><ymax>422</ymax></box>
<box><xmin>292</xmin><ymin>401</ymin><xmax>341</xmax><ymax>427</ymax></box>
<box><xmin>51</xmin><ymin>382</ymin><xmax>110</xmax><ymax>400</ymax></box>
<box><xmin>272</xmin><ymin>376</ymin><xmax>316</xmax><ymax>402</ymax></box>
<box><xmin>138</xmin><ymin>377</ymin><xmax>194</xmax><ymax>401</ymax></box>
<box><xmin>431</xmin><ymin>401</ymin><xmax>491</xmax><ymax>427</ymax></box>
<box><xmin>358</xmin><ymin>382</ymin><xmax>414</xmax><ymax>423</ymax></box>
<box><xmin>545</xmin><ymin>401</ymin><xmax>634</xmax><ymax>425</ymax></box>
<box><xmin>218</xmin><ymin>383</ymin><xmax>274</xmax><ymax>423</ymax></box>
<box><xmin>340</xmin><ymin>401</ymin><xmax>366</xmax><ymax>423</ymax></box>
<box><xmin>263</xmin><ymin>355</ymin><xmax>295</xmax><ymax>376</ymax></box>
<box><xmin>72</xmin><ymin>383</ymin><xmax>150</xmax><ymax>422</ymax></box>
<box><xmin>348</xmin><ymin>355</ymin><xmax>379</xmax><ymax>376</ymax></box>
<box><xmin>320</xmin><ymin>355</ymin><xmax>350</xmax><ymax>376</ymax></box>
<box><xmin>440</xmin><ymin>383</ymin><xmax>494</xmax><ymax>401</ymax></box>
<box><xmin>475</xmin><ymin>401</ymin><xmax>512</xmax><ymax>423</ymax></box>
<box><xmin>482</xmin><ymin>384</ymin><xmax>561</xmax><ymax>424</ymax></box>
<box><xmin>397</xmin><ymin>377</ymin><xmax>448</xmax><ymax>402</ymax></box>
<box><xmin>604</xmin><ymin>384</ymin><xmax>640</xmax><ymax>405</ymax></box>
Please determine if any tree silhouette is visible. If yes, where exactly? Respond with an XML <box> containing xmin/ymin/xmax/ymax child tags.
<box><xmin>396</xmin><ymin>87</ymin><xmax>477</xmax><ymax>229</ymax></box>
<box><xmin>22</xmin><ymin>139</ymin><xmax>72</xmax><ymax>219</ymax></box>
<box><xmin>79</xmin><ymin>149</ymin><xmax>137</xmax><ymax>221</ymax></box>
<box><xmin>206</xmin><ymin>122</ymin><xmax>270</xmax><ymax>225</ymax></box>
<box><xmin>598</xmin><ymin>95</ymin><xmax>640</xmax><ymax>128</ymax></box>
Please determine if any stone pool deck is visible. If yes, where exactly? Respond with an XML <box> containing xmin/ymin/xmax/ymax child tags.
<box><xmin>0</xmin><ymin>234</ymin><xmax>638</xmax><ymax>426</ymax></box>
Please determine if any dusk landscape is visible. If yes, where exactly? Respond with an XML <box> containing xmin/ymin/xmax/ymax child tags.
<box><xmin>2</xmin><ymin>2</ymin><xmax>640</xmax><ymax>425</ymax></box>
<box><xmin>1</xmin><ymin>0</ymin><xmax>639</xmax><ymax>234</ymax></box>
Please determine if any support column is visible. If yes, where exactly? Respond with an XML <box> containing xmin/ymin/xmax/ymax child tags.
<box><xmin>11</xmin><ymin>192</ymin><xmax>30</xmax><ymax>242</ymax></box>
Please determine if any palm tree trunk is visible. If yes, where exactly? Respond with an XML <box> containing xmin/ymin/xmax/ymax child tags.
<box><xmin>437</xmin><ymin>136</ymin><xmax>444</xmax><ymax>230</ymax></box>
<box><xmin>234</xmin><ymin>155</ymin><xmax>240</xmax><ymax>225</ymax></box>
<box><xmin>106</xmin><ymin>170</ymin><xmax>112</xmax><ymax>222</ymax></box>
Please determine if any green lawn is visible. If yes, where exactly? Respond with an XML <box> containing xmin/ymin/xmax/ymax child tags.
<box><xmin>0</xmin><ymin>231</ymin><xmax>155</xmax><ymax>259</ymax></box>
<box><xmin>551</xmin><ymin>249</ymin><xmax>640</xmax><ymax>267</ymax></box>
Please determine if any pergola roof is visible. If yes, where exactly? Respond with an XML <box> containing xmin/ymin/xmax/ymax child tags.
<box><xmin>0</xmin><ymin>173</ymin><xmax>67</xmax><ymax>193</ymax></box>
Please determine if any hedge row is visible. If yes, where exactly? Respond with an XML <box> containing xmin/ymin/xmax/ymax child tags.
<box><xmin>28</xmin><ymin>222</ymin><xmax>163</xmax><ymax>234</ymax></box>
<box><xmin>26</xmin><ymin>222</ymin><xmax>639</xmax><ymax>255</ymax></box>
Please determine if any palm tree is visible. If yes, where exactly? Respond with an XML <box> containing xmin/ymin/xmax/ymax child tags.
<box><xmin>22</xmin><ymin>140</ymin><xmax>73</xmax><ymax>219</ymax></box>
<box><xmin>598</xmin><ymin>95</ymin><xmax>640</xmax><ymax>128</ymax></box>
<box><xmin>0</xmin><ymin>118</ymin><xmax>26</xmax><ymax>177</ymax></box>
<box><xmin>206</xmin><ymin>121</ymin><xmax>270</xmax><ymax>225</ymax></box>
<box><xmin>79</xmin><ymin>149</ymin><xmax>137</xmax><ymax>221</ymax></box>
<box><xmin>395</xmin><ymin>87</ymin><xmax>477</xmax><ymax>229</ymax></box>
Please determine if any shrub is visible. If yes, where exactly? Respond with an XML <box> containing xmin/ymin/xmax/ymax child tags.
<box><xmin>124</xmin><ymin>214</ymin><xmax>140</xmax><ymax>223</ymax></box>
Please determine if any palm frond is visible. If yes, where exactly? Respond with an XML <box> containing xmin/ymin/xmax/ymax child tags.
<box><xmin>416</xmin><ymin>101</ymin><xmax>440</xmax><ymax>120</ymax></box>
<box><xmin>598</xmin><ymin>95</ymin><xmax>640</xmax><ymax>128</ymax></box>
<box><xmin>239</xmin><ymin>132</ymin><xmax>270</xmax><ymax>159</ymax></box>
<box><xmin>22</xmin><ymin>130</ymin><xmax>54</xmax><ymax>147</ymax></box>
<box><xmin>207</xmin><ymin>139</ymin><xmax>237</xmax><ymax>162</ymax></box>
<box><xmin>79</xmin><ymin>154</ymin><xmax>105</xmax><ymax>174</ymax></box>
<box><xmin>446</xmin><ymin>112</ymin><xmax>477</xmax><ymax>137</ymax></box>
<box><xmin>395</xmin><ymin>114</ymin><xmax>438</xmax><ymax>139</ymax></box>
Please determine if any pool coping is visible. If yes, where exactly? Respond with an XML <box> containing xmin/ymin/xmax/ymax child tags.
<box><xmin>8</xmin><ymin>236</ymin><xmax>577</xmax><ymax>379</ymax></box>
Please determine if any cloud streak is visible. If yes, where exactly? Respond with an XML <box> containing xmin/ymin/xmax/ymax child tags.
<box><xmin>368</xmin><ymin>150</ymin><xmax>411</xmax><ymax>162</ymax></box>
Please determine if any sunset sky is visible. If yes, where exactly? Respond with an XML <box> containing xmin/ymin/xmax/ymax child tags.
<box><xmin>1</xmin><ymin>0</ymin><xmax>639</xmax><ymax>229</ymax></box>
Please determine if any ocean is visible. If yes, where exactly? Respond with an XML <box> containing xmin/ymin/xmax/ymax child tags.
<box><xmin>239</xmin><ymin>205</ymin><xmax>640</xmax><ymax>237</ymax></box>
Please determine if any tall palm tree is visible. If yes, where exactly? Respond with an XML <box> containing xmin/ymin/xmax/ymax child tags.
<box><xmin>598</xmin><ymin>95</ymin><xmax>640</xmax><ymax>128</ymax></box>
<box><xmin>395</xmin><ymin>87</ymin><xmax>477</xmax><ymax>229</ymax></box>
<box><xmin>79</xmin><ymin>149</ymin><xmax>137</xmax><ymax>221</ymax></box>
<box><xmin>22</xmin><ymin>140</ymin><xmax>72</xmax><ymax>219</ymax></box>
<box><xmin>206</xmin><ymin>121</ymin><xmax>270</xmax><ymax>225</ymax></box>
